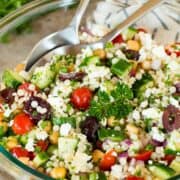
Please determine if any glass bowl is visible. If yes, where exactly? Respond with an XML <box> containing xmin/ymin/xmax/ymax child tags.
<box><xmin>0</xmin><ymin>0</ymin><xmax>179</xmax><ymax>179</ymax></box>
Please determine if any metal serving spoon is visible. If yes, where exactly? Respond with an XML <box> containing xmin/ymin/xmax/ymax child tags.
<box><xmin>44</xmin><ymin>0</ymin><xmax>165</xmax><ymax>58</ymax></box>
<box><xmin>25</xmin><ymin>0</ymin><xmax>90</xmax><ymax>71</ymax></box>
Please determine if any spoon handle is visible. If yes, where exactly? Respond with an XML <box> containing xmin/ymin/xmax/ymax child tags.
<box><xmin>69</xmin><ymin>0</ymin><xmax>90</xmax><ymax>31</ymax></box>
<box><xmin>102</xmin><ymin>0</ymin><xmax>165</xmax><ymax>43</ymax></box>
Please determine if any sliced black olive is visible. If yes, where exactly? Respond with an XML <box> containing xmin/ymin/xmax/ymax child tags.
<box><xmin>81</xmin><ymin>116</ymin><xmax>99</xmax><ymax>143</ymax></box>
<box><xmin>122</xmin><ymin>49</ymin><xmax>140</xmax><ymax>60</ymax></box>
<box><xmin>59</xmin><ymin>72</ymin><xmax>86</xmax><ymax>81</ymax></box>
<box><xmin>162</xmin><ymin>105</ymin><xmax>180</xmax><ymax>132</ymax></box>
<box><xmin>24</xmin><ymin>96</ymin><xmax>51</xmax><ymax>123</ymax></box>
<box><xmin>0</xmin><ymin>88</ymin><xmax>15</xmax><ymax>105</ymax></box>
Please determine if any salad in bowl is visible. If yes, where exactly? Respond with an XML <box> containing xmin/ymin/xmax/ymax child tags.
<box><xmin>0</xmin><ymin>27</ymin><xmax>179</xmax><ymax>180</ymax></box>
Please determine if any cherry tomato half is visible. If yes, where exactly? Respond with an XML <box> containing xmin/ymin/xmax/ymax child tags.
<box><xmin>134</xmin><ymin>150</ymin><xmax>152</xmax><ymax>161</ymax></box>
<box><xmin>99</xmin><ymin>149</ymin><xmax>117</xmax><ymax>171</ymax></box>
<box><xmin>126</xmin><ymin>175</ymin><xmax>144</xmax><ymax>180</ymax></box>
<box><xmin>71</xmin><ymin>87</ymin><xmax>92</xmax><ymax>110</ymax></box>
<box><xmin>11</xmin><ymin>147</ymin><xmax>30</xmax><ymax>158</ymax></box>
<box><xmin>12</xmin><ymin>113</ymin><xmax>34</xmax><ymax>135</ymax></box>
<box><xmin>36</xmin><ymin>140</ymin><xmax>49</xmax><ymax>151</ymax></box>
<box><xmin>112</xmin><ymin>34</ymin><xmax>124</xmax><ymax>44</ymax></box>
<box><xmin>18</xmin><ymin>82</ymin><xmax>37</xmax><ymax>96</ymax></box>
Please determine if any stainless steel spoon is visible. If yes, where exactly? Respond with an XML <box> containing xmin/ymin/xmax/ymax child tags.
<box><xmin>43</xmin><ymin>0</ymin><xmax>165</xmax><ymax>59</ymax></box>
<box><xmin>25</xmin><ymin>0</ymin><xmax>90</xmax><ymax>71</ymax></box>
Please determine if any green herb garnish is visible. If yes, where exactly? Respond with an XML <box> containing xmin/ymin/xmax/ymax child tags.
<box><xmin>88</xmin><ymin>82</ymin><xmax>133</xmax><ymax>120</ymax></box>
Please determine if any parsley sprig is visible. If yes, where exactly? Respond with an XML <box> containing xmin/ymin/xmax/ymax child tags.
<box><xmin>88</xmin><ymin>83</ymin><xmax>134</xmax><ymax>120</ymax></box>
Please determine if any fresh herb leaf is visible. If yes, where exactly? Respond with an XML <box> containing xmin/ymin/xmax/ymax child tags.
<box><xmin>88</xmin><ymin>83</ymin><xmax>134</xmax><ymax>120</ymax></box>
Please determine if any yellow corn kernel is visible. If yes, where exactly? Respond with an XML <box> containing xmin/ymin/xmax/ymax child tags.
<box><xmin>15</xmin><ymin>63</ymin><xmax>25</xmax><ymax>73</ymax></box>
<box><xmin>50</xmin><ymin>167</ymin><xmax>67</xmax><ymax>179</ymax></box>
<box><xmin>6</xmin><ymin>136</ymin><xmax>18</xmax><ymax>150</ymax></box>
<box><xmin>126</xmin><ymin>124</ymin><xmax>139</xmax><ymax>135</ymax></box>
<box><xmin>92</xmin><ymin>149</ymin><xmax>104</xmax><ymax>163</ymax></box>
<box><xmin>93</xmin><ymin>49</ymin><xmax>106</xmax><ymax>59</ymax></box>
<box><xmin>127</xmin><ymin>40</ymin><xmax>140</xmax><ymax>51</ymax></box>
<box><xmin>49</xmin><ymin>131</ymin><xmax>59</xmax><ymax>145</ymax></box>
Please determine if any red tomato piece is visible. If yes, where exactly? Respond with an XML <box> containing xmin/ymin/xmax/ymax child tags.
<box><xmin>165</xmin><ymin>43</ymin><xmax>180</xmax><ymax>57</ymax></box>
<box><xmin>36</xmin><ymin>140</ymin><xmax>49</xmax><ymax>151</ymax></box>
<box><xmin>137</xmin><ymin>28</ymin><xmax>147</xmax><ymax>33</ymax></box>
<box><xmin>112</xmin><ymin>34</ymin><xmax>124</xmax><ymax>44</ymax></box>
<box><xmin>99</xmin><ymin>149</ymin><xmax>117</xmax><ymax>171</ymax></box>
<box><xmin>18</xmin><ymin>82</ymin><xmax>37</xmax><ymax>96</ymax></box>
<box><xmin>134</xmin><ymin>150</ymin><xmax>152</xmax><ymax>161</ymax></box>
<box><xmin>12</xmin><ymin>113</ymin><xmax>34</xmax><ymax>135</ymax></box>
<box><xmin>126</xmin><ymin>175</ymin><xmax>144</xmax><ymax>180</ymax></box>
<box><xmin>11</xmin><ymin>147</ymin><xmax>29</xmax><ymax>158</ymax></box>
<box><xmin>71</xmin><ymin>87</ymin><xmax>92</xmax><ymax>110</ymax></box>
<box><xmin>163</xmin><ymin>154</ymin><xmax>175</xmax><ymax>164</ymax></box>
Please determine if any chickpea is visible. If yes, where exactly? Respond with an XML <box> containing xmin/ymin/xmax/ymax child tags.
<box><xmin>50</xmin><ymin>167</ymin><xmax>67</xmax><ymax>179</ymax></box>
<box><xmin>0</xmin><ymin>112</ymin><xmax>4</xmax><ymax>121</ymax></box>
<box><xmin>126</xmin><ymin>124</ymin><xmax>139</xmax><ymax>135</ymax></box>
<box><xmin>141</xmin><ymin>60</ymin><xmax>151</xmax><ymax>70</ymax></box>
<box><xmin>49</xmin><ymin>131</ymin><xmax>59</xmax><ymax>145</ymax></box>
<box><xmin>127</xmin><ymin>40</ymin><xmax>140</xmax><ymax>51</ymax></box>
<box><xmin>18</xmin><ymin>157</ymin><xmax>30</xmax><ymax>166</ymax></box>
<box><xmin>92</xmin><ymin>149</ymin><xmax>104</xmax><ymax>163</ymax></box>
<box><xmin>6</xmin><ymin>136</ymin><xmax>18</xmax><ymax>150</ymax></box>
<box><xmin>41</xmin><ymin>121</ymin><xmax>52</xmax><ymax>133</ymax></box>
<box><xmin>107</xmin><ymin>116</ymin><xmax>117</xmax><ymax>127</ymax></box>
<box><xmin>37</xmin><ymin>167</ymin><xmax>44</xmax><ymax>173</ymax></box>
<box><xmin>93</xmin><ymin>49</ymin><xmax>106</xmax><ymax>59</ymax></box>
<box><xmin>68</xmin><ymin>64</ymin><xmax>75</xmax><ymax>72</ymax></box>
<box><xmin>15</xmin><ymin>63</ymin><xmax>25</xmax><ymax>73</ymax></box>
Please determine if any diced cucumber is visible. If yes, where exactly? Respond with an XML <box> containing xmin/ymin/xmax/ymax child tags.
<box><xmin>122</xmin><ymin>27</ymin><xmax>138</xmax><ymax>40</ymax></box>
<box><xmin>33</xmin><ymin>152</ymin><xmax>49</xmax><ymax>167</ymax></box>
<box><xmin>170</xmin><ymin>158</ymin><xmax>180</xmax><ymax>173</ymax></box>
<box><xmin>31</xmin><ymin>65</ymin><xmax>55</xmax><ymax>89</ymax></box>
<box><xmin>89</xmin><ymin>172</ymin><xmax>107</xmax><ymax>180</ymax></box>
<box><xmin>47</xmin><ymin>145</ymin><xmax>57</xmax><ymax>155</ymax></box>
<box><xmin>2</xmin><ymin>69</ymin><xmax>23</xmax><ymax>88</ymax></box>
<box><xmin>58</xmin><ymin>137</ymin><xmax>78</xmax><ymax>158</ymax></box>
<box><xmin>165</xmin><ymin>148</ymin><xmax>179</xmax><ymax>155</ymax></box>
<box><xmin>80</xmin><ymin>174</ymin><xmax>89</xmax><ymax>180</ymax></box>
<box><xmin>19</xmin><ymin>134</ymin><xmax>28</xmax><ymax>145</ymax></box>
<box><xmin>111</xmin><ymin>59</ymin><xmax>133</xmax><ymax>77</ymax></box>
<box><xmin>98</xmin><ymin>128</ymin><xmax>126</xmax><ymax>142</ymax></box>
<box><xmin>148</xmin><ymin>163</ymin><xmax>175</xmax><ymax>179</ymax></box>
<box><xmin>53</xmin><ymin>117</ymin><xmax>76</xmax><ymax>128</ymax></box>
<box><xmin>133</xmin><ymin>73</ymin><xmax>154</xmax><ymax>98</ymax></box>
<box><xmin>80</xmin><ymin>56</ymin><xmax>100</xmax><ymax>67</ymax></box>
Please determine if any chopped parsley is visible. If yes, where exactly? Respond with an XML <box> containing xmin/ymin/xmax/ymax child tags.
<box><xmin>88</xmin><ymin>83</ymin><xmax>134</xmax><ymax>120</ymax></box>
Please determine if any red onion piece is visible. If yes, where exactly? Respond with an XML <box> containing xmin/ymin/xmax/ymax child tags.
<box><xmin>118</xmin><ymin>151</ymin><xmax>128</xmax><ymax>158</ymax></box>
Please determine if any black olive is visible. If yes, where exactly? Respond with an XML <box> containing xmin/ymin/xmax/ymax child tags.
<box><xmin>162</xmin><ymin>105</ymin><xmax>180</xmax><ymax>132</ymax></box>
<box><xmin>81</xmin><ymin>116</ymin><xmax>99</xmax><ymax>143</ymax></box>
<box><xmin>59</xmin><ymin>72</ymin><xmax>86</xmax><ymax>81</ymax></box>
<box><xmin>175</xmin><ymin>83</ymin><xmax>180</xmax><ymax>94</ymax></box>
<box><xmin>24</xmin><ymin>96</ymin><xmax>51</xmax><ymax>123</ymax></box>
<box><xmin>122</xmin><ymin>49</ymin><xmax>140</xmax><ymax>60</ymax></box>
<box><xmin>0</xmin><ymin>88</ymin><xmax>15</xmax><ymax>105</ymax></box>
